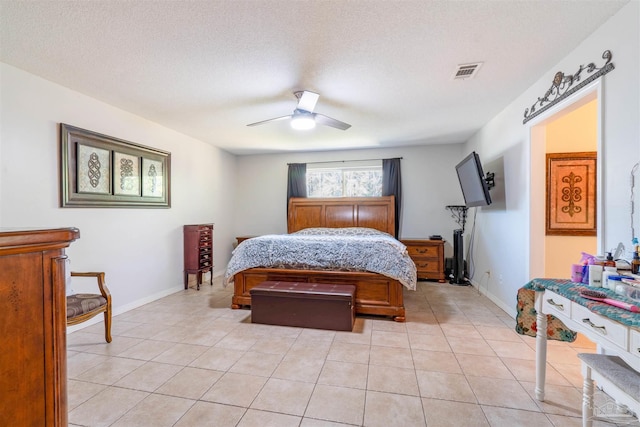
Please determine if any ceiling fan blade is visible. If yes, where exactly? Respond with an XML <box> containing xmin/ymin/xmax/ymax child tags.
<box><xmin>313</xmin><ymin>113</ymin><xmax>351</xmax><ymax>130</ymax></box>
<box><xmin>246</xmin><ymin>115</ymin><xmax>292</xmax><ymax>127</ymax></box>
<box><xmin>296</xmin><ymin>91</ymin><xmax>319</xmax><ymax>113</ymax></box>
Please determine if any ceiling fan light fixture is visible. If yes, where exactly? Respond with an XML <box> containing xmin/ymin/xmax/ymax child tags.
<box><xmin>290</xmin><ymin>114</ymin><xmax>316</xmax><ymax>130</ymax></box>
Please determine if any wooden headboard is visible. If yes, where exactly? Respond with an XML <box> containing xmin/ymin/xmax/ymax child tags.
<box><xmin>287</xmin><ymin>196</ymin><xmax>395</xmax><ymax>235</ymax></box>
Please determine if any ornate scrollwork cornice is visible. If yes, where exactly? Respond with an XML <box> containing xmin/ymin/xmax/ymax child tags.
<box><xmin>523</xmin><ymin>50</ymin><xmax>614</xmax><ymax>124</ymax></box>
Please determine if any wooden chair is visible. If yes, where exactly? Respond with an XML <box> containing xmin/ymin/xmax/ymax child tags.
<box><xmin>66</xmin><ymin>272</ymin><xmax>112</xmax><ymax>343</ymax></box>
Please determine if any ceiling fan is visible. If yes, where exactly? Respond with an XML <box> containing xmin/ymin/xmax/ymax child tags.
<box><xmin>247</xmin><ymin>90</ymin><xmax>351</xmax><ymax>131</ymax></box>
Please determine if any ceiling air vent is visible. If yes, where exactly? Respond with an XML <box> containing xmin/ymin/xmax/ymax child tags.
<box><xmin>452</xmin><ymin>62</ymin><xmax>483</xmax><ymax>80</ymax></box>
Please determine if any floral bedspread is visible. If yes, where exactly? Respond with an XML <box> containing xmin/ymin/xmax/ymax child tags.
<box><xmin>224</xmin><ymin>227</ymin><xmax>417</xmax><ymax>290</ymax></box>
<box><xmin>516</xmin><ymin>278</ymin><xmax>640</xmax><ymax>342</ymax></box>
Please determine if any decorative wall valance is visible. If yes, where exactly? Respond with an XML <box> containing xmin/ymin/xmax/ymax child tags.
<box><xmin>523</xmin><ymin>50</ymin><xmax>614</xmax><ymax>124</ymax></box>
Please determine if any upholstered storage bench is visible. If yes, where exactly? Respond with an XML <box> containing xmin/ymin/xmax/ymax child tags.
<box><xmin>250</xmin><ymin>281</ymin><xmax>356</xmax><ymax>331</ymax></box>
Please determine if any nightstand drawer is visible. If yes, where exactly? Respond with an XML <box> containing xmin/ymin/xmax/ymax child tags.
<box><xmin>414</xmin><ymin>260</ymin><xmax>440</xmax><ymax>273</ymax></box>
<box><xmin>406</xmin><ymin>245</ymin><xmax>440</xmax><ymax>258</ymax></box>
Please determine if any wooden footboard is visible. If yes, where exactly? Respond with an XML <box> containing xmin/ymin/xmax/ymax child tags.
<box><xmin>231</xmin><ymin>268</ymin><xmax>406</xmax><ymax>322</ymax></box>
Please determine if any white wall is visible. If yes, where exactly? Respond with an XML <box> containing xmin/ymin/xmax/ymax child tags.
<box><xmin>234</xmin><ymin>144</ymin><xmax>465</xmax><ymax>256</ymax></box>
<box><xmin>0</xmin><ymin>63</ymin><xmax>237</xmax><ymax>316</ymax></box>
<box><xmin>465</xmin><ymin>1</ymin><xmax>640</xmax><ymax>315</ymax></box>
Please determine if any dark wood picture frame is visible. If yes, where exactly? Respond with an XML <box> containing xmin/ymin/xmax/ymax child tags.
<box><xmin>546</xmin><ymin>152</ymin><xmax>596</xmax><ymax>236</ymax></box>
<box><xmin>60</xmin><ymin>124</ymin><xmax>171</xmax><ymax>208</ymax></box>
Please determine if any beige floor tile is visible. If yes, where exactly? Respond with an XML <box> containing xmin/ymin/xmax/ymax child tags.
<box><xmin>371</xmin><ymin>318</ymin><xmax>407</xmax><ymax>333</ymax></box>
<box><xmin>481</xmin><ymin>406</ymin><xmax>554</xmax><ymax>427</ymax></box>
<box><xmin>456</xmin><ymin>353</ymin><xmax>515</xmax><ymax>379</ymax></box>
<box><xmin>422</xmin><ymin>398</ymin><xmax>490</xmax><ymax>427</ymax></box>
<box><xmin>550</xmin><ymin>361</ymin><xmax>584</xmax><ymax>388</ymax></box>
<box><xmin>364</xmin><ymin>390</ymin><xmax>426</xmax><ymax>427</ymax></box>
<box><xmin>152</xmin><ymin>342</ymin><xmax>209</xmax><ymax>365</ymax></box>
<box><xmin>67</xmin><ymin>352</ymin><xmax>111</xmax><ymax>379</ymax></box>
<box><xmin>228</xmin><ymin>350</ymin><xmax>283</xmax><ymax>376</ymax></box>
<box><xmin>249</xmin><ymin>336</ymin><xmax>296</xmax><ymax>354</ymax></box>
<box><xmin>71</xmin><ymin>334</ymin><xmax>143</xmax><ymax>356</ymax></box>
<box><xmin>200</xmin><ymin>372</ymin><xmax>267</xmax><ymax>407</ymax></box>
<box><xmin>412</xmin><ymin>349</ymin><xmax>461</xmax><ymax>373</ymax></box>
<box><xmin>75</xmin><ymin>356</ymin><xmax>146</xmax><ymax>385</ymax></box>
<box><xmin>114</xmin><ymin>361</ymin><xmax>182</xmax><ymax>392</ymax></box>
<box><xmin>371</xmin><ymin>329</ymin><xmax>410</xmax><ymax>348</ymax></box>
<box><xmin>179</xmin><ymin>328</ymin><xmax>228</xmax><ymax>346</ymax></box>
<box><xmin>466</xmin><ymin>376</ymin><xmax>540</xmax><ymax>411</ymax></box>
<box><xmin>522</xmin><ymin>381</ymin><xmax>582</xmax><ymax>417</ymax></box>
<box><xmin>214</xmin><ymin>333</ymin><xmax>259</xmax><ymax>351</ymax></box>
<box><xmin>272</xmin><ymin>354</ymin><xmax>325</xmax><ymax>383</ymax></box>
<box><xmin>544</xmin><ymin>413</ymin><xmax>621</xmax><ymax>427</ymax></box>
<box><xmin>408</xmin><ymin>332</ymin><xmax>452</xmax><ymax>352</ymax></box>
<box><xmin>327</xmin><ymin>341</ymin><xmax>371</xmax><ymax>364</ymax></box>
<box><xmin>502</xmin><ymin>358</ymin><xmax>572</xmax><ymax>387</ymax></box>
<box><xmin>238</xmin><ymin>409</ymin><xmax>301</xmax><ymax>427</ymax></box>
<box><xmin>68</xmin><ymin>386</ymin><xmax>148</xmax><ymax>427</ymax></box>
<box><xmin>367</xmin><ymin>364</ymin><xmax>419</xmax><ymax>395</ymax></box>
<box><xmin>155</xmin><ymin>366</ymin><xmax>223</xmax><ymax>400</ymax></box>
<box><xmin>250</xmin><ymin>377</ymin><xmax>315</xmax><ymax>416</ymax></box>
<box><xmin>189</xmin><ymin>346</ymin><xmax>245</xmax><ymax>371</ymax></box>
<box><xmin>405</xmin><ymin>322</ymin><xmax>444</xmax><ymax>336</ymax></box>
<box><xmin>318</xmin><ymin>360</ymin><xmax>368</xmax><ymax>389</ymax></box>
<box><xmin>475</xmin><ymin>324</ymin><xmax>526</xmax><ymax>342</ymax></box>
<box><xmin>173</xmin><ymin>401</ymin><xmax>245</xmax><ymax>427</ymax></box>
<box><xmin>467</xmin><ymin>315</ymin><xmax>511</xmax><ymax>327</ymax></box>
<box><xmin>300</xmin><ymin>418</ymin><xmax>354</xmax><ymax>427</ymax></box>
<box><xmin>334</xmin><ymin>329</ymin><xmax>372</xmax><ymax>345</ymax></box>
<box><xmin>116</xmin><ymin>321</ymin><xmax>168</xmax><ymax>339</ymax></box>
<box><xmin>116</xmin><ymin>339</ymin><xmax>176</xmax><ymax>361</ymax></box>
<box><xmin>440</xmin><ymin>323</ymin><xmax>479</xmax><ymax>338</ymax></box>
<box><xmin>110</xmin><ymin>393</ymin><xmax>195</xmax><ymax>427</ymax></box>
<box><xmin>304</xmin><ymin>384</ymin><xmax>366</xmax><ymax>425</ymax></box>
<box><xmin>546</xmin><ymin>345</ymin><xmax>581</xmax><ymax>365</ymax></box>
<box><xmin>147</xmin><ymin>324</ymin><xmax>192</xmax><ymax>342</ymax></box>
<box><xmin>66</xmin><ymin>277</ymin><xmax>608</xmax><ymax>426</ymax></box>
<box><xmin>298</xmin><ymin>328</ymin><xmax>337</xmax><ymax>341</ymax></box>
<box><xmin>288</xmin><ymin>337</ymin><xmax>333</xmax><ymax>358</ymax></box>
<box><xmin>486</xmin><ymin>339</ymin><xmax>537</xmax><ymax>360</ymax></box>
<box><xmin>67</xmin><ymin>379</ymin><xmax>107</xmax><ymax>410</ymax></box>
<box><xmin>446</xmin><ymin>335</ymin><xmax>496</xmax><ymax>356</ymax></box>
<box><xmin>369</xmin><ymin>345</ymin><xmax>413</xmax><ymax>368</ymax></box>
<box><xmin>415</xmin><ymin>370</ymin><xmax>477</xmax><ymax>403</ymax></box>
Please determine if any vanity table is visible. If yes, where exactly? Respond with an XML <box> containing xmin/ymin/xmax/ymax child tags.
<box><xmin>526</xmin><ymin>278</ymin><xmax>640</xmax><ymax>401</ymax></box>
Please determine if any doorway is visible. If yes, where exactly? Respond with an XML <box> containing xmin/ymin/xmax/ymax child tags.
<box><xmin>528</xmin><ymin>82</ymin><xmax>602</xmax><ymax>279</ymax></box>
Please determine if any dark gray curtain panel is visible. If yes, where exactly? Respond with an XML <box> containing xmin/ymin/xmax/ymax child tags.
<box><xmin>287</xmin><ymin>163</ymin><xmax>307</xmax><ymax>215</ymax></box>
<box><xmin>382</xmin><ymin>158</ymin><xmax>402</xmax><ymax>238</ymax></box>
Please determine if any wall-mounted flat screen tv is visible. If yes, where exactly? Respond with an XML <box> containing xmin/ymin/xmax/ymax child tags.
<box><xmin>455</xmin><ymin>151</ymin><xmax>492</xmax><ymax>207</ymax></box>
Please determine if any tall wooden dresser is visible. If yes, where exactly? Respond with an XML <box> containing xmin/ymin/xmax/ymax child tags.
<box><xmin>183</xmin><ymin>224</ymin><xmax>214</xmax><ymax>290</ymax></box>
<box><xmin>0</xmin><ymin>227</ymin><xmax>80</xmax><ymax>426</ymax></box>
<box><xmin>401</xmin><ymin>238</ymin><xmax>445</xmax><ymax>282</ymax></box>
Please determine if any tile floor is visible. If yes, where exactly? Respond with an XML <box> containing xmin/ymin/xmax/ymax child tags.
<box><xmin>67</xmin><ymin>277</ymin><xmax>637</xmax><ymax>427</ymax></box>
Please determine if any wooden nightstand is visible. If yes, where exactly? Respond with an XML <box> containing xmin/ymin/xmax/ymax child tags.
<box><xmin>401</xmin><ymin>239</ymin><xmax>445</xmax><ymax>282</ymax></box>
<box><xmin>236</xmin><ymin>236</ymin><xmax>256</xmax><ymax>245</ymax></box>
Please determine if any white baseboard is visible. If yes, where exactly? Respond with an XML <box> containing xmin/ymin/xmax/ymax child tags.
<box><xmin>468</xmin><ymin>279</ymin><xmax>517</xmax><ymax>319</ymax></box>
<box><xmin>67</xmin><ymin>271</ymin><xmax>224</xmax><ymax>334</ymax></box>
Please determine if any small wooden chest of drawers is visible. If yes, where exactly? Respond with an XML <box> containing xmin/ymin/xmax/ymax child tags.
<box><xmin>401</xmin><ymin>239</ymin><xmax>445</xmax><ymax>282</ymax></box>
<box><xmin>184</xmin><ymin>224</ymin><xmax>214</xmax><ymax>290</ymax></box>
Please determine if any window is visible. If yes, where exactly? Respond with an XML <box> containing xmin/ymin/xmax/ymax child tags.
<box><xmin>307</xmin><ymin>161</ymin><xmax>382</xmax><ymax>197</ymax></box>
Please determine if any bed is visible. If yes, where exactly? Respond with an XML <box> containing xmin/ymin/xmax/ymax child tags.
<box><xmin>226</xmin><ymin>196</ymin><xmax>416</xmax><ymax>322</ymax></box>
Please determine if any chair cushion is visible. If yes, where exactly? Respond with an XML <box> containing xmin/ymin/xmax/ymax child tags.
<box><xmin>66</xmin><ymin>293</ymin><xmax>107</xmax><ymax>318</ymax></box>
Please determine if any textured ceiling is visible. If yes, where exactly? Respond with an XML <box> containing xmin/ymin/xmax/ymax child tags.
<box><xmin>0</xmin><ymin>1</ymin><xmax>628</xmax><ymax>155</ymax></box>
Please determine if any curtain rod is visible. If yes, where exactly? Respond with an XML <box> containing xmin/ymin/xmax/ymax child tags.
<box><xmin>288</xmin><ymin>157</ymin><xmax>402</xmax><ymax>166</ymax></box>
